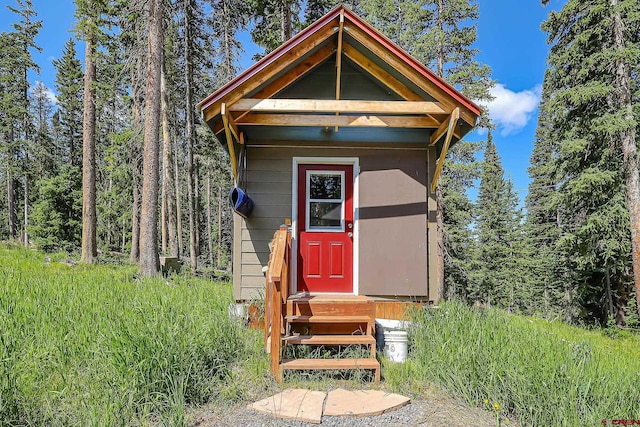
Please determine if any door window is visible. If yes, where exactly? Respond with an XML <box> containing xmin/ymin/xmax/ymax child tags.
<box><xmin>306</xmin><ymin>171</ymin><xmax>344</xmax><ymax>231</ymax></box>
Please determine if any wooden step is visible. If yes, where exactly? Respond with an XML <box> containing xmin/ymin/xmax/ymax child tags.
<box><xmin>287</xmin><ymin>295</ymin><xmax>376</xmax><ymax>317</ymax></box>
<box><xmin>283</xmin><ymin>334</ymin><xmax>375</xmax><ymax>346</ymax></box>
<box><xmin>280</xmin><ymin>358</ymin><xmax>380</xmax><ymax>383</ymax></box>
<box><xmin>285</xmin><ymin>315</ymin><xmax>373</xmax><ymax>324</ymax></box>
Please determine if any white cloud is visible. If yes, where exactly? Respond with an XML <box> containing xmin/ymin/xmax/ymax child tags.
<box><xmin>485</xmin><ymin>83</ymin><xmax>542</xmax><ymax>135</ymax></box>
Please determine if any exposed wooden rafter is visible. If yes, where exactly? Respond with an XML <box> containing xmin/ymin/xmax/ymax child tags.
<box><xmin>253</xmin><ymin>44</ymin><xmax>336</xmax><ymax>100</ymax></box>
<box><xmin>335</xmin><ymin>10</ymin><xmax>345</xmax><ymax>131</ymax></box>
<box><xmin>213</xmin><ymin>43</ymin><xmax>337</xmax><ymax>135</ymax></box>
<box><xmin>221</xmin><ymin>102</ymin><xmax>238</xmax><ymax>182</ymax></box>
<box><xmin>203</xmin><ymin>23</ymin><xmax>338</xmax><ymax>123</ymax></box>
<box><xmin>236</xmin><ymin>113</ymin><xmax>440</xmax><ymax>128</ymax></box>
<box><xmin>343</xmin><ymin>43</ymin><xmax>423</xmax><ymax>102</ymax></box>
<box><xmin>430</xmin><ymin>113</ymin><xmax>454</xmax><ymax>145</ymax></box>
<box><xmin>344</xmin><ymin>23</ymin><xmax>476</xmax><ymax>127</ymax></box>
<box><xmin>431</xmin><ymin>107</ymin><xmax>460</xmax><ymax>193</ymax></box>
<box><xmin>230</xmin><ymin>98</ymin><xmax>446</xmax><ymax>115</ymax></box>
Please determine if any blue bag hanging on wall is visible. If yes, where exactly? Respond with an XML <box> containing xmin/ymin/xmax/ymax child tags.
<box><xmin>229</xmin><ymin>187</ymin><xmax>253</xmax><ymax>218</ymax></box>
<box><xmin>229</xmin><ymin>145</ymin><xmax>254</xmax><ymax>218</ymax></box>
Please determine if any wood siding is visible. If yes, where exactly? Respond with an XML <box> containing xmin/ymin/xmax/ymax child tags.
<box><xmin>234</xmin><ymin>144</ymin><xmax>432</xmax><ymax>301</ymax></box>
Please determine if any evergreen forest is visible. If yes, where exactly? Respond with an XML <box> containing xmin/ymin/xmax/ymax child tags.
<box><xmin>2</xmin><ymin>0</ymin><xmax>640</xmax><ymax>328</ymax></box>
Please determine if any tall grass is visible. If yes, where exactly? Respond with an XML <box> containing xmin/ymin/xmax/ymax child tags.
<box><xmin>385</xmin><ymin>300</ymin><xmax>640</xmax><ymax>426</ymax></box>
<box><xmin>0</xmin><ymin>245</ymin><xmax>246</xmax><ymax>426</ymax></box>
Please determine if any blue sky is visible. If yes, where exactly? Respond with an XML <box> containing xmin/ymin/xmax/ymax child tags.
<box><xmin>1</xmin><ymin>0</ymin><xmax>566</xmax><ymax>203</ymax></box>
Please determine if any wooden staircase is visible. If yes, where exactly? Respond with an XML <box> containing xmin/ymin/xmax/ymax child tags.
<box><xmin>264</xmin><ymin>227</ymin><xmax>380</xmax><ymax>384</ymax></box>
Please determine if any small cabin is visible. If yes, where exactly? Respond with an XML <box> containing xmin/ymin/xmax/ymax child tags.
<box><xmin>199</xmin><ymin>5</ymin><xmax>479</xmax><ymax>382</ymax></box>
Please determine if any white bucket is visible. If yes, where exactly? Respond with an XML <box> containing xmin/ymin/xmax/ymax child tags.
<box><xmin>383</xmin><ymin>330</ymin><xmax>408</xmax><ymax>363</ymax></box>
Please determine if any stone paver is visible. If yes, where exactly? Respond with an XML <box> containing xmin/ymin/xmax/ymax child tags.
<box><xmin>246</xmin><ymin>388</ymin><xmax>411</xmax><ymax>423</ymax></box>
<box><xmin>323</xmin><ymin>388</ymin><xmax>410</xmax><ymax>417</ymax></box>
<box><xmin>247</xmin><ymin>389</ymin><xmax>326</xmax><ymax>424</ymax></box>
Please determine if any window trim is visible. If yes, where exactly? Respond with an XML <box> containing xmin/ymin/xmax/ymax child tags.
<box><xmin>305</xmin><ymin>170</ymin><xmax>345</xmax><ymax>232</ymax></box>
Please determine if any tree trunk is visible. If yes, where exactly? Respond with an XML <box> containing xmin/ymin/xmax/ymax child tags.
<box><xmin>217</xmin><ymin>186</ymin><xmax>222</xmax><ymax>268</ymax></box>
<box><xmin>161</xmin><ymin>64</ymin><xmax>168</xmax><ymax>254</ymax></box>
<box><xmin>611</xmin><ymin>0</ymin><xmax>640</xmax><ymax>317</ymax></box>
<box><xmin>184</xmin><ymin>0</ymin><xmax>198</xmax><ymax>272</ymax></box>
<box><xmin>7</xmin><ymin>164</ymin><xmax>17</xmax><ymax>240</ymax></box>
<box><xmin>282</xmin><ymin>0</ymin><xmax>292</xmax><ymax>41</ymax></box>
<box><xmin>23</xmin><ymin>162</ymin><xmax>28</xmax><ymax>247</ymax></box>
<box><xmin>161</xmin><ymin>63</ymin><xmax>179</xmax><ymax>258</ymax></box>
<box><xmin>195</xmin><ymin>161</ymin><xmax>201</xmax><ymax>256</ymax></box>
<box><xmin>81</xmin><ymin>29</ymin><xmax>98</xmax><ymax>264</ymax></box>
<box><xmin>129</xmin><ymin>41</ymin><xmax>143</xmax><ymax>264</ymax></box>
<box><xmin>605</xmin><ymin>266</ymin><xmax>614</xmax><ymax>319</ymax></box>
<box><xmin>139</xmin><ymin>0</ymin><xmax>163</xmax><ymax>277</ymax></box>
<box><xmin>130</xmin><ymin>163</ymin><xmax>140</xmax><ymax>263</ymax></box>
<box><xmin>207</xmin><ymin>174</ymin><xmax>214</xmax><ymax>267</ymax></box>
<box><xmin>174</xmin><ymin>131</ymin><xmax>183</xmax><ymax>256</ymax></box>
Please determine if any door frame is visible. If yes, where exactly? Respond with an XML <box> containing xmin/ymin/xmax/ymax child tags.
<box><xmin>292</xmin><ymin>157</ymin><xmax>359</xmax><ymax>296</ymax></box>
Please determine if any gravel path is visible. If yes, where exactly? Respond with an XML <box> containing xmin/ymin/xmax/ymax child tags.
<box><xmin>189</xmin><ymin>393</ymin><xmax>505</xmax><ymax>427</ymax></box>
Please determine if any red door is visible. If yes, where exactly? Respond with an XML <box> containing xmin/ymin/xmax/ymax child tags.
<box><xmin>297</xmin><ymin>164</ymin><xmax>353</xmax><ymax>293</ymax></box>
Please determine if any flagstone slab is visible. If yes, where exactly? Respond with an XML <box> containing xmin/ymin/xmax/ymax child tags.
<box><xmin>323</xmin><ymin>388</ymin><xmax>410</xmax><ymax>417</ymax></box>
<box><xmin>247</xmin><ymin>389</ymin><xmax>326</xmax><ymax>424</ymax></box>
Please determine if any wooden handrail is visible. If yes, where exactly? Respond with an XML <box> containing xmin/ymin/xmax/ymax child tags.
<box><xmin>264</xmin><ymin>225</ymin><xmax>291</xmax><ymax>382</ymax></box>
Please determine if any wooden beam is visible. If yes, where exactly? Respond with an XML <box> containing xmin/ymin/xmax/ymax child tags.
<box><xmin>221</xmin><ymin>103</ymin><xmax>238</xmax><ymax>182</ymax></box>
<box><xmin>225</xmin><ymin>107</ymin><xmax>241</xmax><ymax>143</ymax></box>
<box><xmin>430</xmin><ymin>115</ymin><xmax>452</xmax><ymax>145</ymax></box>
<box><xmin>203</xmin><ymin>23</ymin><xmax>338</xmax><ymax>123</ymax></box>
<box><xmin>230</xmin><ymin>98</ymin><xmax>446</xmax><ymax>115</ymax></box>
<box><xmin>252</xmin><ymin>43</ymin><xmax>336</xmax><ymax>100</ymax></box>
<box><xmin>343</xmin><ymin>43</ymin><xmax>423</xmax><ymax>102</ymax></box>
<box><xmin>335</xmin><ymin>10</ymin><xmax>345</xmax><ymax>131</ymax></box>
<box><xmin>236</xmin><ymin>113</ymin><xmax>440</xmax><ymax>128</ymax></box>
<box><xmin>431</xmin><ymin>107</ymin><xmax>459</xmax><ymax>193</ymax></box>
<box><xmin>212</xmin><ymin>44</ymin><xmax>337</xmax><ymax>135</ymax></box>
<box><xmin>345</xmin><ymin>23</ymin><xmax>477</xmax><ymax>127</ymax></box>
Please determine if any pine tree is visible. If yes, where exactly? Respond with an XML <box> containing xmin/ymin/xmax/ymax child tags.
<box><xmin>29</xmin><ymin>164</ymin><xmax>82</xmax><ymax>251</ymax></box>
<box><xmin>304</xmin><ymin>0</ymin><xmax>339</xmax><ymax>24</ymax></box>
<box><xmin>75</xmin><ymin>0</ymin><xmax>107</xmax><ymax>263</ymax></box>
<box><xmin>542</xmin><ymin>0</ymin><xmax>639</xmax><ymax>324</ymax></box>
<box><xmin>139</xmin><ymin>0</ymin><xmax>163</xmax><ymax>276</ymax></box>
<box><xmin>0</xmin><ymin>0</ymin><xmax>41</xmax><ymax>244</ymax></box>
<box><xmin>183</xmin><ymin>0</ymin><xmax>200</xmax><ymax>272</ymax></box>
<box><xmin>472</xmin><ymin>132</ymin><xmax>523</xmax><ymax>308</ymax></box>
<box><xmin>53</xmin><ymin>38</ymin><xmax>84</xmax><ymax>168</ymax></box>
<box><xmin>249</xmin><ymin>0</ymin><xmax>302</xmax><ymax>57</ymax></box>
<box><xmin>0</xmin><ymin>31</ymin><xmax>23</xmax><ymax>240</ymax></box>
<box><xmin>94</xmin><ymin>25</ymin><xmax>133</xmax><ymax>252</ymax></box>
<box><xmin>111</xmin><ymin>0</ymin><xmax>145</xmax><ymax>262</ymax></box>
<box><xmin>524</xmin><ymin>75</ymin><xmax>571</xmax><ymax>319</ymax></box>
<box><xmin>426</xmin><ymin>0</ymin><xmax>493</xmax><ymax>301</ymax></box>
<box><xmin>439</xmin><ymin>140</ymin><xmax>481</xmax><ymax>300</ymax></box>
<box><xmin>209</xmin><ymin>0</ymin><xmax>249</xmax><ymax>85</ymax></box>
<box><xmin>29</xmin><ymin>81</ymin><xmax>56</xmax><ymax>179</ymax></box>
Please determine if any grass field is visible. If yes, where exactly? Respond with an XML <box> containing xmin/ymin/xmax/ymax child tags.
<box><xmin>2</xmin><ymin>245</ymin><xmax>639</xmax><ymax>426</ymax></box>
<box><xmin>0</xmin><ymin>245</ymin><xmax>267</xmax><ymax>426</ymax></box>
<box><xmin>384</xmin><ymin>301</ymin><xmax>640</xmax><ymax>426</ymax></box>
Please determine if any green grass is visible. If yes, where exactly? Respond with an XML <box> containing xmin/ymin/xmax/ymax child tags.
<box><xmin>384</xmin><ymin>300</ymin><xmax>640</xmax><ymax>426</ymax></box>
<box><xmin>0</xmin><ymin>245</ymin><xmax>254</xmax><ymax>426</ymax></box>
<box><xmin>4</xmin><ymin>245</ymin><xmax>639</xmax><ymax>426</ymax></box>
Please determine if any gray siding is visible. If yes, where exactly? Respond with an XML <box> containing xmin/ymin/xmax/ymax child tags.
<box><xmin>234</xmin><ymin>144</ymin><xmax>431</xmax><ymax>301</ymax></box>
